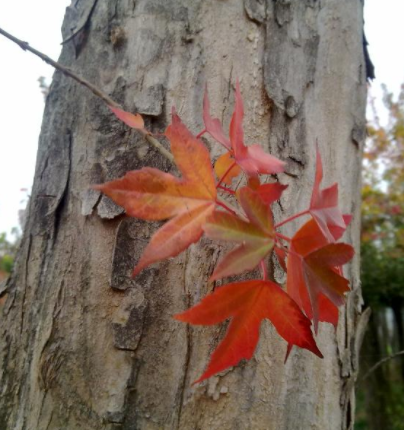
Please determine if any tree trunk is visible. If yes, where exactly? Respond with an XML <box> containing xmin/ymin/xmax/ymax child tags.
<box><xmin>0</xmin><ymin>1</ymin><xmax>367</xmax><ymax>429</ymax></box>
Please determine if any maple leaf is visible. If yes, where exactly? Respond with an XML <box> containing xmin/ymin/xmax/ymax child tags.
<box><xmin>95</xmin><ymin>111</ymin><xmax>217</xmax><ymax>276</ymax></box>
<box><xmin>286</xmin><ymin>216</ymin><xmax>353</xmax><ymax>331</ymax></box>
<box><xmin>214</xmin><ymin>152</ymin><xmax>242</xmax><ymax>186</ymax></box>
<box><xmin>275</xmin><ymin>246</ymin><xmax>287</xmax><ymax>272</ymax></box>
<box><xmin>203</xmin><ymin>83</ymin><xmax>285</xmax><ymax>177</ymax></box>
<box><xmin>109</xmin><ymin>106</ymin><xmax>145</xmax><ymax>130</ymax></box>
<box><xmin>204</xmin><ymin>187</ymin><xmax>274</xmax><ymax>280</ymax></box>
<box><xmin>202</xmin><ymin>87</ymin><xmax>231</xmax><ymax>150</ymax></box>
<box><xmin>175</xmin><ymin>280</ymin><xmax>322</xmax><ymax>383</ymax></box>
<box><xmin>309</xmin><ymin>146</ymin><xmax>346</xmax><ymax>242</ymax></box>
<box><xmin>256</xmin><ymin>182</ymin><xmax>288</xmax><ymax>205</ymax></box>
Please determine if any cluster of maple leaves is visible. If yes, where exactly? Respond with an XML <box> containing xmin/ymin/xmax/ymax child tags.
<box><xmin>96</xmin><ymin>82</ymin><xmax>354</xmax><ymax>384</ymax></box>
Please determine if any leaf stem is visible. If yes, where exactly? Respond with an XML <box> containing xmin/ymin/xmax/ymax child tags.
<box><xmin>196</xmin><ymin>129</ymin><xmax>206</xmax><ymax>139</ymax></box>
<box><xmin>274</xmin><ymin>209</ymin><xmax>309</xmax><ymax>229</ymax></box>
<box><xmin>275</xmin><ymin>241</ymin><xmax>302</xmax><ymax>260</ymax></box>
<box><xmin>215</xmin><ymin>200</ymin><xmax>237</xmax><ymax>216</ymax></box>
<box><xmin>216</xmin><ymin>161</ymin><xmax>237</xmax><ymax>189</ymax></box>
<box><xmin>259</xmin><ymin>260</ymin><xmax>268</xmax><ymax>280</ymax></box>
<box><xmin>274</xmin><ymin>241</ymin><xmax>289</xmax><ymax>253</ymax></box>
<box><xmin>217</xmin><ymin>185</ymin><xmax>235</xmax><ymax>195</ymax></box>
<box><xmin>275</xmin><ymin>233</ymin><xmax>292</xmax><ymax>243</ymax></box>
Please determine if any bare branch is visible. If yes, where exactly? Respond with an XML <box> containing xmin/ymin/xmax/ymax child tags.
<box><xmin>361</xmin><ymin>350</ymin><xmax>404</xmax><ymax>381</ymax></box>
<box><xmin>144</xmin><ymin>134</ymin><xmax>174</xmax><ymax>163</ymax></box>
<box><xmin>0</xmin><ymin>27</ymin><xmax>245</xmax><ymax>215</ymax></box>
<box><xmin>0</xmin><ymin>27</ymin><xmax>119</xmax><ymax>108</ymax></box>
<box><xmin>0</xmin><ymin>26</ymin><xmax>173</xmax><ymax>162</ymax></box>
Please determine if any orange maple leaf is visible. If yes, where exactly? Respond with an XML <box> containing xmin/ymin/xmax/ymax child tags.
<box><xmin>95</xmin><ymin>111</ymin><xmax>217</xmax><ymax>276</ymax></box>
<box><xmin>214</xmin><ymin>152</ymin><xmax>242</xmax><ymax>186</ymax></box>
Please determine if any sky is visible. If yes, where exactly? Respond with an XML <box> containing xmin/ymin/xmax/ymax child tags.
<box><xmin>0</xmin><ymin>0</ymin><xmax>71</xmax><ymax>237</ymax></box>
<box><xmin>0</xmin><ymin>0</ymin><xmax>403</xmax><ymax>238</ymax></box>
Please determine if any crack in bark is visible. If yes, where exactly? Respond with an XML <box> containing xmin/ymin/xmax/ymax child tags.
<box><xmin>52</xmin><ymin>130</ymin><xmax>73</xmax><ymax>248</ymax></box>
<box><xmin>62</xmin><ymin>0</ymin><xmax>99</xmax><ymax>49</ymax></box>
<box><xmin>44</xmin><ymin>409</ymin><xmax>54</xmax><ymax>430</ymax></box>
<box><xmin>19</xmin><ymin>234</ymin><xmax>32</xmax><ymax>335</ymax></box>
<box><xmin>221</xmin><ymin>65</ymin><xmax>234</xmax><ymax>124</ymax></box>
<box><xmin>287</xmin><ymin>155</ymin><xmax>305</xmax><ymax>167</ymax></box>
<box><xmin>175</xmin><ymin>250</ymin><xmax>192</xmax><ymax>429</ymax></box>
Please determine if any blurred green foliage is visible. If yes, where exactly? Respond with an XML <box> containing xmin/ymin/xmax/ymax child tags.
<box><xmin>361</xmin><ymin>84</ymin><xmax>404</xmax><ymax>310</ymax></box>
<box><xmin>362</xmin><ymin>84</ymin><xmax>404</xmax><ymax>257</ymax></box>
<box><xmin>0</xmin><ymin>231</ymin><xmax>18</xmax><ymax>276</ymax></box>
<box><xmin>356</xmin><ymin>85</ymin><xmax>404</xmax><ymax>429</ymax></box>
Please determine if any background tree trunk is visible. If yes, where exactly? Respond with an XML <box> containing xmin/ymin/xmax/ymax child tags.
<box><xmin>0</xmin><ymin>0</ymin><xmax>367</xmax><ymax>429</ymax></box>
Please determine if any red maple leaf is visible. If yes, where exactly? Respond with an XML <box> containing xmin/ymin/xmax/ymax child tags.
<box><xmin>309</xmin><ymin>146</ymin><xmax>346</xmax><ymax>242</ymax></box>
<box><xmin>204</xmin><ymin>187</ymin><xmax>275</xmax><ymax>280</ymax></box>
<box><xmin>286</xmin><ymin>216</ymin><xmax>353</xmax><ymax>332</ymax></box>
<box><xmin>109</xmin><ymin>106</ymin><xmax>145</xmax><ymax>130</ymax></box>
<box><xmin>202</xmin><ymin>87</ymin><xmax>231</xmax><ymax>150</ymax></box>
<box><xmin>95</xmin><ymin>111</ymin><xmax>217</xmax><ymax>276</ymax></box>
<box><xmin>202</xmin><ymin>82</ymin><xmax>285</xmax><ymax>178</ymax></box>
<box><xmin>256</xmin><ymin>182</ymin><xmax>288</xmax><ymax>205</ymax></box>
<box><xmin>175</xmin><ymin>279</ymin><xmax>322</xmax><ymax>383</ymax></box>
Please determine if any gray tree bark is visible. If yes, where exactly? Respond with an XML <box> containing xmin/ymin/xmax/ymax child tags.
<box><xmin>0</xmin><ymin>0</ymin><xmax>368</xmax><ymax>429</ymax></box>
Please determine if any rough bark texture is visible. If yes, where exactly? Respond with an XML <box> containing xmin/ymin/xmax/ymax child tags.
<box><xmin>0</xmin><ymin>0</ymin><xmax>367</xmax><ymax>429</ymax></box>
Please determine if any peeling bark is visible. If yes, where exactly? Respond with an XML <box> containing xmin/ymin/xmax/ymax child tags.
<box><xmin>0</xmin><ymin>0</ymin><xmax>367</xmax><ymax>429</ymax></box>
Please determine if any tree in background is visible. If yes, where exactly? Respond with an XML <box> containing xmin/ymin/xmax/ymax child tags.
<box><xmin>356</xmin><ymin>85</ymin><xmax>404</xmax><ymax>430</ymax></box>
<box><xmin>0</xmin><ymin>229</ymin><xmax>20</xmax><ymax>279</ymax></box>
<box><xmin>0</xmin><ymin>230</ymin><xmax>19</xmax><ymax>310</ymax></box>
<box><xmin>0</xmin><ymin>189</ymin><xmax>27</xmax><ymax>283</ymax></box>
<box><xmin>0</xmin><ymin>233</ymin><xmax>14</xmax><ymax>279</ymax></box>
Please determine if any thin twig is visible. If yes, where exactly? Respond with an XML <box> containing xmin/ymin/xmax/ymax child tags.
<box><xmin>0</xmin><ymin>26</ymin><xmax>247</xmax><ymax>215</ymax></box>
<box><xmin>144</xmin><ymin>134</ymin><xmax>174</xmax><ymax>162</ymax></box>
<box><xmin>215</xmin><ymin>200</ymin><xmax>237</xmax><ymax>216</ymax></box>
<box><xmin>0</xmin><ymin>27</ymin><xmax>118</xmax><ymax>108</ymax></box>
<box><xmin>0</xmin><ymin>26</ymin><xmax>173</xmax><ymax>162</ymax></box>
<box><xmin>361</xmin><ymin>350</ymin><xmax>404</xmax><ymax>382</ymax></box>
